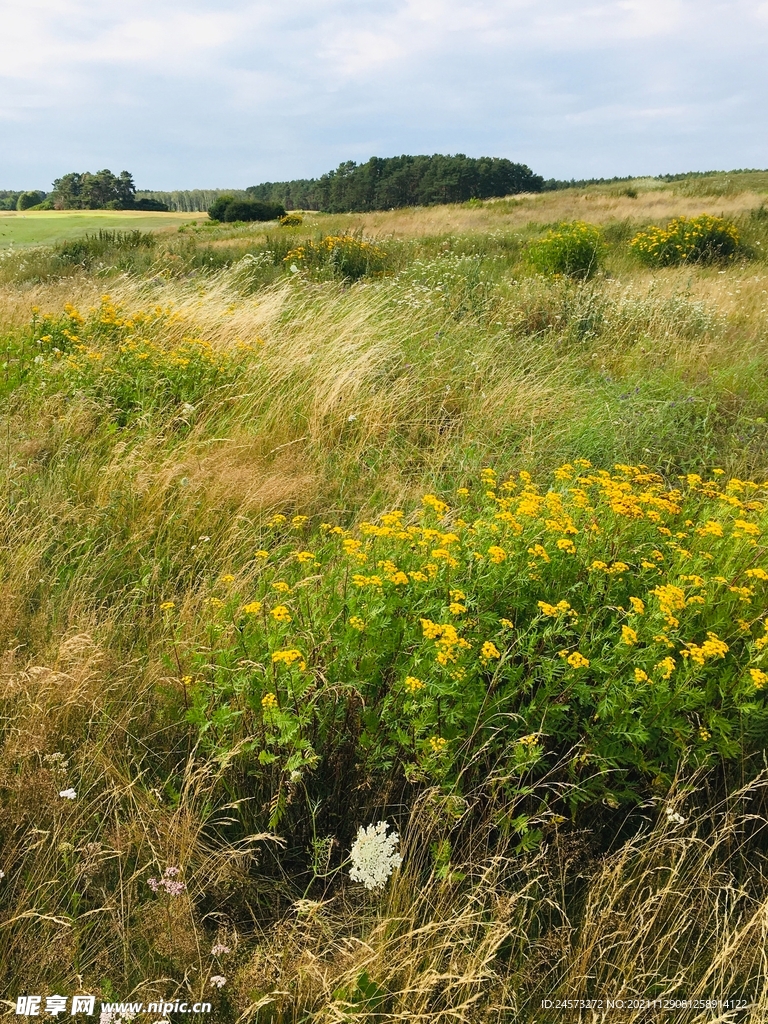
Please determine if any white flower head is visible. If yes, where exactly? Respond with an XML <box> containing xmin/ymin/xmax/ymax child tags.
<box><xmin>210</xmin><ymin>975</ymin><xmax>227</xmax><ymax>989</ymax></box>
<box><xmin>665</xmin><ymin>805</ymin><xmax>686</xmax><ymax>825</ymax></box>
<box><xmin>349</xmin><ymin>820</ymin><xmax>402</xmax><ymax>890</ymax></box>
<box><xmin>58</xmin><ymin>788</ymin><xmax>77</xmax><ymax>800</ymax></box>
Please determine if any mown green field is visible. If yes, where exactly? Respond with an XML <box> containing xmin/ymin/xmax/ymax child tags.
<box><xmin>0</xmin><ymin>209</ymin><xmax>200</xmax><ymax>248</ymax></box>
<box><xmin>1</xmin><ymin>176</ymin><xmax>768</xmax><ymax>1022</ymax></box>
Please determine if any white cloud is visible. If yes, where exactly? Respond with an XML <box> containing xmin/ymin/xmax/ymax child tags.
<box><xmin>0</xmin><ymin>0</ymin><xmax>765</xmax><ymax>187</ymax></box>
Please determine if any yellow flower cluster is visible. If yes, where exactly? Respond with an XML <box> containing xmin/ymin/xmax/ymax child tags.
<box><xmin>272</xmin><ymin>649</ymin><xmax>306</xmax><ymax>671</ymax></box>
<box><xmin>420</xmin><ymin>619</ymin><xmax>472</xmax><ymax>665</ymax></box>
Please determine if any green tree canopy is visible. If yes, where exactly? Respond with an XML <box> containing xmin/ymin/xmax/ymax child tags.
<box><xmin>51</xmin><ymin>169</ymin><xmax>137</xmax><ymax>210</ymax></box>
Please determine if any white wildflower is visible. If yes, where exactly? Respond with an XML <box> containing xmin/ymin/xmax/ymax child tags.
<box><xmin>349</xmin><ymin>820</ymin><xmax>402</xmax><ymax>890</ymax></box>
<box><xmin>211</xmin><ymin>942</ymin><xmax>230</xmax><ymax>956</ymax></box>
<box><xmin>58</xmin><ymin>788</ymin><xmax>77</xmax><ymax>800</ymax></box>
<box><xmin>665</xmin><ymin>806</ymin><xmax>686</xmax><ymax>825</ymax></box>
<box><xmin>0</xmin><ymin>869</ymin><xmax>5</xmax><ymax>880</ymax></box>
<box><xmin>210</xmin><ymin>975</ymin><xmax>227</xmax><ymax>989</ymax></box>
<box><xmin>347</xmin><ymin>413</ymin><xmax>358</xmax><ymax>422</ymax></box>
<box><xmin>181</xmin><ymin>403</ymin><xmax>196</xmax><ymax>416</ymax></box>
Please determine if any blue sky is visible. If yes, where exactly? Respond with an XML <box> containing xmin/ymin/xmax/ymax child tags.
<box><xmin>1</xmin><ymin>0</ymin><xmax>767</xmax><ymax>190</ymax></box>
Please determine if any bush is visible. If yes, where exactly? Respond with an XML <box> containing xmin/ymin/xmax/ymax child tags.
<box><xmin>526</xmin><ymin>221</ymin><xmax>606</xmax><ymax>279</ymax></box>
<box><xmin>208</xmin><ymin>197</ymin><xmax>286</xmax><ymax>223</ymax></box>
<box><xmin>279</xmin><ymin>213</ymin><xmax>304</xmax><ymax>226</ymax></box>
<box><xmin>172</xmin><ymin>463</ymin><xmax>768</xmax><ymax>833</ymax></box>
<box><xmin>16</xmin><ymin>190</ymin><xmax>46</xmax><ymax>211</ymax></box>
<box><xmin>207</xmin><ymin>194</ymin><xmax>236</xmax><ymax>221</ymax></box>
<box><xmin>629</xmin><ymin>215</ymin><xmax>740</xmax><ymax>267</ymax></box>
<box><xmin>284</xmin><ymin>234</ymin><xmax>389</xmax><ymax>279</ymax></box>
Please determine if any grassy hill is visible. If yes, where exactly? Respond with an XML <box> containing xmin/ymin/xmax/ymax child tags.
<box><xmin>1</xmin><ymin>179</ymin><xmax>768</xmax><ymax>1021</ymax></box>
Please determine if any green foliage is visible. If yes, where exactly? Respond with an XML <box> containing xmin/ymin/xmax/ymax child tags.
<box><xmin>629</xmin><ymin>215</ymin><xmax>740</xmax><ymax>267</ymax></box>
<box><xmin>16</xmin><ymin>191</ymin><xmax>46</xmax><ymax>211</ymax></box>
<box><xmin>175</xmin><ymin>465</ymin><xmax>768</xmax><ymax>830</ymax></box>
<box><xmin>283</xmin><ymin>234</ymin><xmax>390</xmax><ymax>279</ymax></box>
<box><xmin>51</xmin><ymin>169</ymin><xmax>137</xmax><ymax>210</ymax></box>
<box><xmin>246</xmin><ymin>154</ymin><xmax>544</xmax><ymax>212</ymax></box>
<box><xmin>207</xmin><ymin>196</ymin><xmax>285</xmax><ymax>223</ymax></box>
<box><xmin>26</xmin><ymin>296</ymin><xmax>247</xmax><ymax>425</ymax></box>
<box><xmin>223</xmin><ymin>199</ymin><xmax>285</xmax><ymax>223</ymax></box>
<box><xmin>526</xmin><ymin>221</ymin><xmax>606</xmax><ymax>279</ymax></box>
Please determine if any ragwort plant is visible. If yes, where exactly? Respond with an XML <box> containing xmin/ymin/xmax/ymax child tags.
<box><xmin>22</xmin><ymin>296</ymin><xmax>256</xmax><ymax>425</ymax></box>
<box><xmin>172</xmin><ymin>462</ymin><xmax>768</xmax><ymax>833</ymax></box>
<box><xmin>283</xmin><ymin>234</ymin><xmax>390</xmax><ymax>280</ymax></box>
<box><xmin>526</xmin><ymin>221</ymin><xmax>606</xmax><ymax>279</ymax></box>
<box><xmin>629</xmin><ymin>214</ymin><xmax>740</xmax><ymax>267</ymax></box>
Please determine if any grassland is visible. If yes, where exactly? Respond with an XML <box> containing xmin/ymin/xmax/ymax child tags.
<box><xmin>0</xmin><ymin>210</ymin><xmax>200</xmax><ymax>249</ymax></box>
<box><xmin>1</xmin><ymin>173</ymin><xmax>768</xmax><ymax>1023</ymax></box>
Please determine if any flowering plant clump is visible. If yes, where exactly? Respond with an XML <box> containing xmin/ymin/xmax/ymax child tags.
<box><xmin>179</xmin><ymin>463</ymin><xmax>768</xmax><ymax>821</ymax></box>
<box><xmin>25</xmin><ymin>297</ymin><xmax>249</xmax><ymax>427</ymax></box>
<box><xmin>147</xmin><ymin>866</ymin><xmax>187</xmax><ymax>896</ymax></box>
<box><xmin>283</xmin><ymin>235</ymin><xmax>389</xmax><ymax>280</ymax></box>
<box><xmin>349</xmin><ymin>821</ymin><xmax>402</xmax><ymax>890</ymax></box>
<box><xmin>629</xmin><ymin>215</ymin><xmax>739</xmax><ymax>267</ymax></box>
<box><xmin>526</xmin><ymin>221</ymin><xmax>606</xmax><ymax>279</ymax></box>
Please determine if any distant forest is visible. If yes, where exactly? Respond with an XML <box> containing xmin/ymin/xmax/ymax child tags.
<box><xmin>140</xmin><ymin>154</ymin><xmax>544</xmax><ymax>213</ymax></box>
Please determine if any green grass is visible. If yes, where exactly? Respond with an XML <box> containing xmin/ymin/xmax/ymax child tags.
<box><xmin>0</xmin><ymin>209</ymin><xmax>200</xmax><ymax>248</ymax></box>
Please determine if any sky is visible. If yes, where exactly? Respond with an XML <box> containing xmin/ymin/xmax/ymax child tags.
<box><xmin>1</xmin><ymin>0</ymin><xmax>767</xmax><ymax>191</ymax></box>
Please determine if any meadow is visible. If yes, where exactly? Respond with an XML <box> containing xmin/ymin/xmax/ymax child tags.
<box><xmin>0</xmin><ymin>210</ymin><xmax>199</xmax><ymax>249</ymax></box>
<box><xmin>1</xmin><ymin>173</ymin><xmax>768</xmax><ymax>1023</ymax></box>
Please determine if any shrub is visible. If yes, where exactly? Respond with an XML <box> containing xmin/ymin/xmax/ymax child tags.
<box><xmin>16</xmin><ymin>190</ymin><xmax>46</xmax><ymax>211</ymax></box>
<box><xmin>526</xmin><ymin>221</ymin><xmax>606</xmax><ymax>279</ymax></box>
<box><xmin>283</xmin><ymin>234</ymin><xmax>389</xmax><ymax>279</ymax></box>
<box><xmin>279</xmin><ymin>213</ymin><xmax>304</xmax><ymax>226</ymax></box>
<box><xmin>207</xmin><ymin>195</ymin><xmax>236</xmax><ymax>221</ymax></box>
<box><xmin>172</xmin><ymin>463</ymin><xmax>768</xmax><ymax>832</ymax></box>
<box><xmin>629</xmin><ymin>215</ymin><xmax>740</xmax><ymax>267</ymax></box>
<box><xmin>223</xmin><ymin>199</ymin><xmax>286</xmax><ymax>223</ymax></box>
<box><xmin>208</xmin><ymin>197</ymin><xmax>286</xmax><ymax>223</ymax></box>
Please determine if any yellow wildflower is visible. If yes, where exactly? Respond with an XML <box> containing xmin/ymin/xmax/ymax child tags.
<box><xmin>255</xmin><ymin>549</ymin><xmax>269</xmax><ymax>559</ymax></box>
<box><xmin>261</xmin><ymin>693</ymin><xmax>278</xmax><ymax>711</ymax></box>
<box><xmin>404</xmin><ymin>676</ymin><xmax>424</xmax><ymax>693</ymax></box>
<box><xmin>749</xmin><ymin>668</ymin><xmax>768</xmax><ymax>689</ymax></box>
<box><xmin>480</xmin><ymin>641</ymin><xmax>501</xmax><ymax>664</ymax></box>
<box><xmin>429</xmin><ymin>736</ymin><xmax>448</xmax><ymax>753</ymax></box>
<box><xmin>272</xmin><ymin>581</ymin><xmax>291</xmax><ymax>593</ymax></box>
<box><xmin>242</xmin><ymin>601</ymin><xmax>262</xmax><ymax>615</ymax></box>
<box><xmin>621</xmin><ymin>626</ymin><xmax>638</xmax><ymax>646</ymax></box>
<box><xmin>629</xmin><ymin>597</ymin><xmax>645</xmax><ymax>615</ymax></box>
<box><xmin>159</xmin><ymin>601</ymin><xmax>175</xmax><ymax>611</ymax></box>
<box><xmin>349</xmin><ymin>616</ymin><xmax>366</xmax><ymax>631</ymax></box>
<box><xmin>567</xmin><ymin>652</ymin><xmax>590</xmax><ymax>669</ymax></box>
<box><xmin>634</xmin><ymin>668</ymin><xmax>649</xmax><ymax>682</ymax></box>
<box><xmin>655</xmin><ymin>657</ymin><xmax>676</xmax><ymax>680</ymax></box>
<box><xmin>556</xmin><ymin>538</ymin><xmax>577</xmax><ymax>554</ymax></box>
<box><xmin>271</xmin><ymin>649</ymin><xmax>306</xmax><ymax>670</ymax></box>
<box><xmin>220</xmin><ymin>574</ymin><xmax>235</xmax><ymax>584</ymax></box>
<box><xmin>270</xmin><ymin>605</ymin><xmax>292</xmax><ymax>623</ymax></box>
<box><xmin>295</xmin><ymin>551</ymin><xmax>316</xmax><ymax>563</ymax></box>
<box><xmin>488</xmin><ymin>545</ymin><xmax>507</xmax><ymax>563</ymax></box>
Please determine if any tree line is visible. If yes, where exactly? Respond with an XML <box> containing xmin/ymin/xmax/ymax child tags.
<box><xmin>246</xmin><ymin>154</ymin><xmax>544</xmax><ymax>212</ymax></box>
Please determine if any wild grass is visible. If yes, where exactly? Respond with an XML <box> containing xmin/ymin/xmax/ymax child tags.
<box><xmin>2</xmin><ymin>183</ymin><xmax>768</xmax><ymax>1020</ymax></box>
